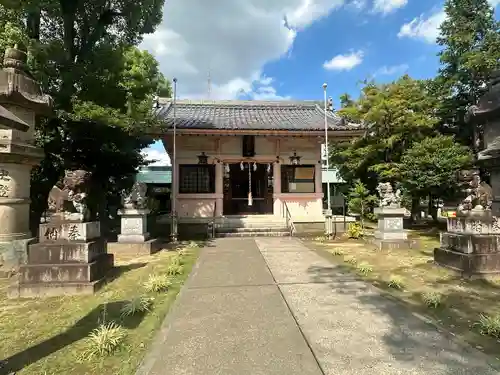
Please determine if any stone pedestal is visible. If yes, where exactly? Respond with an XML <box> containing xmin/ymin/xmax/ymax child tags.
<box><xmin>434</xmin><ymin>210</ymin><xmax>500</xmax><ymax>277</ymax></box>
<box><xmin>372</xmin><ymin>207</ymin><xmax>413</xmax><ymax>249</ymax></box>
<box><xmin>107</xmin><ymin>208</ymin><xmax>161</xmax><ymax>256</ymax></box>
<box><xmin>8</xmin><ymin>219</ymin><xmax>114</xmax><ymax>298</ymax></box>
<box><xmin>445</xmin><ymin>70</ymin><xmax>500</xmax><ymax>277</ymax></box>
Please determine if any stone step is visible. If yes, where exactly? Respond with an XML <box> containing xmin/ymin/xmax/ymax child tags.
<box><xmin>216</xmin><ymin>219</ymin><xmax>287</xmax><ymax>225</ymax></box>
<box><xmin>216</xmin><ymin>227</ymin><xmax>289</xmax><ymax>233</ymax></box>
<box><xmin>221</xmin><ymin>215</ymin><xmax>280</xmax><ymax>219</ymax></box>
<box><xmin>218</xmin><ymin>216</ymin><xmax>286</xmax><ymax>223</ymax></box>
<box><xmin>216</xmin><ymin>231</ymin><xmax>290</xmax><ymax>238</ymax></box>
<box><xmin>434</xmin><ymin>247</ymin><xmax>500</xmax><ymax>276</ymax></box>
<box><xmin>8</xmin><ymin>279</ymin><xmax>107</xmax><ymax>298</ymax></box>
<box><xmin>216</xmin><ymin>223</ymin><xmax>288</xmax><ymax>229</ymax></box>
<box><xmin>217</xmin><ymin>219</ymin><xmax>287</xmax><ymax>224</ymax></box>
<box><xmin>18</xmin><ymin>253</ymin><xmax>113</xmax><ymax>284</ymax></box>
<box><xmin>27</xmin><ymin>240</ymin><xmax>106</xmax><ymax>264</ymax></box>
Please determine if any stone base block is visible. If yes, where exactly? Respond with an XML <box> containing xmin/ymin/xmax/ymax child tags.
<box><xmin>18</xmin><ymin>253</ymin><xmax>113</xmax><ymax>284</ymax></box>
<box><xmin>27</xmin><ymin>239</ymin><xmax>106</xmax><ymax>264</ymax></box>
<box><xmin>8</xmin><ymin>278</ymin><xmax>107</xmax><ymax>298</ymax></box>
<box><xmin>117</xmin><ymin>233</ymin><xmax>150</xmax><ymax>243</ymax></box>
<box><xmin>0</xmin><ymin>238</ymin><xmax>34</xmax><ymax>278</ymax></box>
<box><xmin>374</xmin><ymin>231</ymin><xmax>408</xmax><ymax>241</ymax></box>
<box><xmin>434</xmin><ymin>247</ymin><xmax>500</xmax><ymax>276</ymax></box>
<box><xmin>440</xmin><ymin>232</ymin><xmax>500</xmax><ymax>254</ymax></box>
<box><xmin>39</xmin><ymin>221</ymin><xmax>100</xmax><ymax>242</ymax></box>
<box><xmin>370</xmin><ymin>238</ymin><xmax>418</xmax><ymax>250</ymax></box>
<box><xmin>107</xmin><ymin>238</ymin><xmax>162</xmax><ymax>256</ymax></box>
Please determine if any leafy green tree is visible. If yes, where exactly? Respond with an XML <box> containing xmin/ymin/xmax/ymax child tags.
<box><xmin>336</xmin><ymin>92</ymin><xmax>359</xmax><ymax>123</ymax></box>
<box><xmin>0</xmin><ymin>1</ymin><xmax>169</xmax><ymax>231</ymax></box>
<box><xmin>3</xmin><ymin>0</ymin><xmax>164</xmax><ymax>107</ymax></box>
<box><xmin>332</xmin><ymin>76</ymin><xmax>439</xmax><ymax>190</ymax></box>
<box><xmin>398</xmin><ymin>135</ymin><xmax>473</xmax><ymax>219</ymax></box>
<box><xmin>347</xmin><ymin>180</ymin><xmax>377</xmax><ymax>229</ymax></box>
<box><xmin>436</xmin><ymin>0</ymin><xmax>500</xmax><ymax>148</ymax></box>
<box><xmin>339</xmin><ymin>93</ymin><xmax>354</xmax><ymax>108</ymax></box>
<box><xmin>0</xmin><ymin>7</ymin><xmax>26</xmax><ymax>54</ymax></box>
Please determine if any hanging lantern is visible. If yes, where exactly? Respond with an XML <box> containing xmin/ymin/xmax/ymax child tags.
<box><xmin>267</xmin><ymin>163</ymin><xmax>271</xmax><ymax>173</ymax></box>
<box><xmin>240</xmin><ymin>161</ymin><xmax>244</xmax><ymax>170</ymax></box>
<box><xmin>197</xmin><ymin>151</ymin><xmax>208</xmax><ymax>164</ymax></box>
<box><xmin>289</xmin><ymin>151</ymin><xmax>301</xmax><ymax>165</ymax></box>
<box><xmin>253</xmin><ymin>162</ymin><xmax>257</xmax><ymax>171</ymax></box>
<box><xmin>225</xmin><ymin>163</ymin><xmax>230</xmax><ymax>174</ymax></box>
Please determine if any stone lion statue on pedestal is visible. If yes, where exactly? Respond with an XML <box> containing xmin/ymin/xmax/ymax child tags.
<box><xmin>376</xmin><ymin>182</ymin><xmax>402</xmax><ymax>208</ymax></box>
<box><xmin>457</xmin><ymin>170</ymin><xmax>492</xmax><ymax>213</ymax></box>
<box><xmin>122</xmin><ymin>181</ymin><xmax>148</xmax><ymax>210</ymax></box>
<box><xmin>45</xmin><ymin>169</ymin><xmax>92</xmax><ymax>222</ymax></box>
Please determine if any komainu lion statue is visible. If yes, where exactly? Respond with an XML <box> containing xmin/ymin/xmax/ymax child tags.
<box><xmin>457</xmin><ymin>170</ymin><xmax>492</xmax><ymax>213</ymax></box>
<box><xmin>122</xmin><ymin>181</ymin><xmax>148</xmax><ymax>209</ymax></box>
<box><xmin>44</xmin><ymin>169</ymin><xmax>92</xmax><ymax>222</ymax></box>
<box><xmin>376</xmin><ymin>182</ymin><xmax>402</xmax><ymax>208</ymax></box>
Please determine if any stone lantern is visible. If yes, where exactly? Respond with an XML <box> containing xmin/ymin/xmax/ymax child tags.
<box><xmin>434</xmin><ymin>71</ymin><xmax>500</xmax><ymax>277</ymax></box>
<box><xmin>0</xmin><ymin>44</ymin><xmax>52</xmax><ymax>275</ymax></box>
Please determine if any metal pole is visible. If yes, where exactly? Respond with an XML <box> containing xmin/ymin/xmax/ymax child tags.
<box><xmin>323</xmin><ymin>83</ymin><xmax>332</xmax><ymax>213</ymax></box>
<box><xmin>323</xmin><ymin>83</ymin><xmax>333</xmax><ymax>240</ymax></box>
<box><xmin>170</xmin><ymin>78</ymin><xmax>178</xmax><ymax>242</ymax></box>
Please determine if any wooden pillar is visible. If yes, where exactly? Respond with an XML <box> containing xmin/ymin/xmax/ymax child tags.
<box><xmin>215</xmin><ymin>162</ymin><xmax>223</xmax><ymax>216</ymax></box>
<box><xmin>315</xmin><ymin>163</ymin><xmax>322</xmax><ymax>193</ymax></box>
<box><xmin>273</xmin><ymin>162</ymin><xmax>281</xmax><ymax>216</ymax></box>
<box><xmin>273</xmin><ymin>162</ymin><xmax>281</xmax><ymax>193</ymax></box>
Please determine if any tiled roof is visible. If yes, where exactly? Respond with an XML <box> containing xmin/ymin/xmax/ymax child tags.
<box><xmin>156</xmin><ymin>100</ymin><xmax>363</xmax><ymax>131</ymax></box>
<box><xmin>136</xmin><ymin>168</ymin><xmax>172</xmax><ymax>184</ymax></box>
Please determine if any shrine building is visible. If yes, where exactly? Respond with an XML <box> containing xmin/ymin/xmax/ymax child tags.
<box><xmin>154</xmin><ymin>99</ymin><xmax>363</xmax><ymax>235</ymax></box>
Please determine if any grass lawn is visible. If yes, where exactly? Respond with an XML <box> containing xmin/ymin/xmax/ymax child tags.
<box><xmin>305</xmin><ymin>229</ymin><xmax>500</xmax><ymax>358</ymax></box>
<box><xmin>0</xmin><ymin>241</ymin><xmax>201</xmax><ymax>375</ymax></box>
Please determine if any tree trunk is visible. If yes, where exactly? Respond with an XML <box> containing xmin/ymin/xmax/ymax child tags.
<box><xmin>429</xmin><ymin>194</ymin><xmax>439</xmax><ymax>223</ymax></box>
<box><xmin>410</xmin><ymin>197</ymin><xmax>420</xmax><ymax>224</ymax></box>
<box><xmin>26</xmin><ymin>8</ymin><xmax>41</xmax><ymax>40</ymax></box>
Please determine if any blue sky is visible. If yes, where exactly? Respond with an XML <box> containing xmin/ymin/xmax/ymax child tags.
<box><xmin>140</xmin><ymin>0</ymin><xmax>499</xmax><ymax>164</ymax></box>
<box><xmin>265</xmin><ymin>0</ymin><xmax>443</xmax><ymax>101</ymax></box>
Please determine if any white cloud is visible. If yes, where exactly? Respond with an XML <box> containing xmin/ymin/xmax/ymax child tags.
<box><xmin>142</xmin><ymin>148</ymin><xmax>171</xmax><ymax>166</ymax></box>
<box><xmin>397</xmin><ymin>10</ymin><xmax>445</xmax><ymax>43</ymax></box>
<box><xmin>140</xmin><ymin>0</ymin><xmax>347</xmax><ymax>100</ymax></box>
<box><xmin>373</xmin><ymin>0</ymin><xmax>408</xmax><ymax>14</ymax></box>
<box><xmin>398</xmin><ymin>1</ymin><xmax>499</xmax><ymax>44</ymax></box>
<box><xmin>323</xmin><ymin>50</ymin><xmax>364</xmax><ymax>71</ymax></box>
<box><xmin>374</xmin><ymin>63</ymin><xmax>409</xmax><ymax>76</ymax></box>
<box><xmin>347</xmin><ymin>0</ymin><xmax>367</xmax><ymax>10</ymax></box>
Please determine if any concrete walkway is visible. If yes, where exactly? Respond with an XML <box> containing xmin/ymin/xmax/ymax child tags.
<box><xmin>136</xmin><ymin>238</ymin><xmax>498</xmax><ymax>375</ymax></box>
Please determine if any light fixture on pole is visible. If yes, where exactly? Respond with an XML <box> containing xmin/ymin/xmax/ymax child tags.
<box><xmin>170</xmin><ymin>78</ymin><xmax>178</xmax><ymax>243</ymax></box>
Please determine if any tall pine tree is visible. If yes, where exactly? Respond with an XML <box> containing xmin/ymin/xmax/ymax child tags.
<box><xmin>436</xmin><ymin>0</ymin><xmax>500</xmax><ymax>149</ymax></box>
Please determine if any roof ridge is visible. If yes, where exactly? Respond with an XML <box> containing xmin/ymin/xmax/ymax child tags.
<box><xmin>157</xmin><ymin>98</ymin><xmax>319</xmax><ymax>107</ymax></box>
